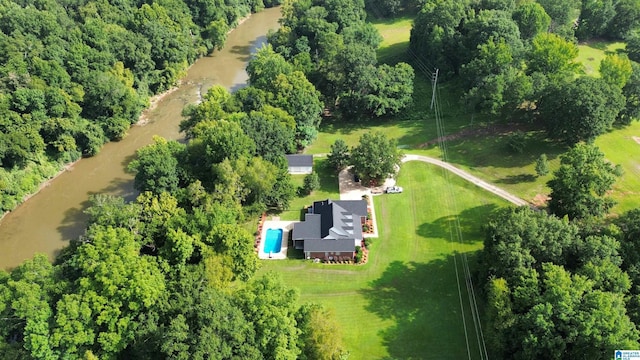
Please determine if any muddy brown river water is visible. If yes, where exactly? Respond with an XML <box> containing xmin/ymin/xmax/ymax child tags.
<box><xmin>0</xmin><ymin>7</ymin><xmax>281</xmax><ymax>269</ymax></box>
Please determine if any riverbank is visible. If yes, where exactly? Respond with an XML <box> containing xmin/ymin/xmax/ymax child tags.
<box><xmin>0</xmin><ymin>7</ymin><xmax>282</xmax><ymax>270</ymax></box>
<box><xmin>1</xmin><ymin>10</ymin><xmax>258</xmax><ymax>221</ymax></box>
<box><xmin>137</xmin><ymin>13</ymin><xmax>253</xmax><ymax>126</ymax></box>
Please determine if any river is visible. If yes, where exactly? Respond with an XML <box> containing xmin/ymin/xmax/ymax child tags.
<box><xmin>0</xmin><ymin>7</ymin><xmax>282</xmax><ymax>270</ymax></box>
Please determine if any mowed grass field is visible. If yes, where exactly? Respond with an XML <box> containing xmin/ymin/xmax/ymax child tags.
<box><xmin>259</xmin><ymin>161</ymin><xmax>509</xmax><ymax>359</ymax></box>
<box><xmin>596</xmin><ymin>122</ymin><xmax>640</xmax><ymax>213</ymax></box>
<box><xmin>259</xmin><ymin>14</ymin><xmax>640</xmax><ymax>360</ymax></box>
<box><xmin>577</xmin><ymin>40</ymin><xmax>626</xmax><ymax>76</ymax></box>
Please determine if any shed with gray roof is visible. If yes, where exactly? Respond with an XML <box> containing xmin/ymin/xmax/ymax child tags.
<box><xmin>285</xmin><ymin>154</ymin><xmax>313</xmax><ymax>174</ymax></box>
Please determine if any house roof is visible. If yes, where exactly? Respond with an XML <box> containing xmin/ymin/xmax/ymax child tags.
<box><xmin>292</xmin><ymin>213</ymin><xmax>321</xmax><ymax>240</ymax></box>
<box><xmin>285</xmin><ymin>154</ymin><xmax>313</xmax><ymax>167</ymax></box>
<box><xmin>332</xmin><ymin>200</ymin><xmax>368</xmax><ymax>217</ymax></box>
<box><xmin>292</xmin><ymin>199</ymin><xmax>367</xmax><ymax>253</ymax></box>
<box><xmin>302</xmin><ymin>238</ymin><xmax>356</xmax><ymax>252</ymax></box>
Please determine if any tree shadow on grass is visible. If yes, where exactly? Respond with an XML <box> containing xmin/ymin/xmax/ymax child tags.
<box><xmin>315</xmin><ymin>158</ymin><xmax>340</xmax><ymax>194</ymax></box>
<box><xmin>377</xmin><ymin>41</ymin><xmax>411</xmax><ymax>65</ymax></box>
<box><xmin>361</xmin><ymin>255</ymin><xmax>484</xmax><ymax>359</ymax></box>
<box><xmin>416</xmin><ymin>203</ymin><xmax>500</xmax><ymax>242</ymax></box>
<box><xmin>444</xmin><ymin>129</ymin><xmax>566</xmax><ymax>169</ymax></box>
<box><xmin>495</xmin><ymin>173</ymin><xmax>537</xmax><ymax>184</ymax></box>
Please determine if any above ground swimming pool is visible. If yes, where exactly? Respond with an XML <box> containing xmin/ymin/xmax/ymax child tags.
<box><xmin>264</xmin><ymin>228</ymin><xmax>283</xmax><ymax>253</ymax></box>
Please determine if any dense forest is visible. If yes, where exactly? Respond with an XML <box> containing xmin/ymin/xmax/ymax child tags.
<box><xmin>0</xmin><ymin>0</ymin><xmax>418</xmax><ymax>357</ymax></box>
<box><xmin>410</xmin><ymin>0</ymin><xmax>640</xmax><ymax>141</ymax></box>
<box><xmin>405</xmin><ymin>0</ymin><xmax>640</xmax><ymax>358</ymax></box>
<box><xmin>0</xmin><ymin>0</ymin><xmax>278</xmax><ymax>212</ymax></box>
<box><xmin>4</xmin><ymin>0</ymin><xmax>640</xmax><ymax>357</ymax></box>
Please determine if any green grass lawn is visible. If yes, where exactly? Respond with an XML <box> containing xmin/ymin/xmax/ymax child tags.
<box><xmin>370</xmin><ymin>15</ymin><xmax>414</xmax><ymax>64</ymax></box>
<box><xmin>278</xmin><ymin>157</ymin><xmax>341</xmax><ymax>221</ymax></box>
<box><xmin>577</xmin><ymin>40</ymin><xmax>626</xmax><ymax>77</ymax></box>
<box><xmin>596</xmin><ymin>122</ymin><xmax>640</xmax><ymax>213</ymax></box>
<box><xmin>429</xmin><ymin>130</ymin><xmax>566</xmax><ymax>204</ymax></box>
<box><xmin>258</xmin><ymin>161</ymin><xmax>509</xmax><ymax>359</ymax></box>
<box><xmin>305</xmin><ymin>72</ymin><xmax>479</xmax><ymax>156</ymax></box>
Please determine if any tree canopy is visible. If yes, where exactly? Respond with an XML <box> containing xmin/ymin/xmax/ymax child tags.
<box><xmin>547</xmin><ymin>143</ymin><xmax>622</xmax><ymax>220</ymax></box>
<box><xmin>0</xmin><ymin>0</ymin><xmax>283</xmax><ymax>212</ymax></box>
<box><xmin>538</xmin><ymin>77</ymin><xmax>625</xmax><ymax>144</ymax></box>
<box><xmin>350</xmin><ymin>131</ymin><xmax>402</xmax><ymax>183</ymax></box>
<box><xmin>481</xmin><ymin>206</ymin><xmax>639</xmax><ymax>358</ymax></box>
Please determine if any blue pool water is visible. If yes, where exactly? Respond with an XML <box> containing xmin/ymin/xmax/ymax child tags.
<box><xmin>264</xmin><ymin>228</ymin><xmax>283</xmax><ymax>253</ymax></box>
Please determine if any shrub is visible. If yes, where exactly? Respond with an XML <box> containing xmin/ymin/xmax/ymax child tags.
<box><xmin>355</xmin><ymin>246</ymin><xmax>363</xmax><ymax>263</ymax></box>
<box><xmin>302</xmin><ymin>172</ymin><xmax>319</xmax><ymax>195</ymax></box>
<box><xmin>535</xmin><ymin>153</ymin><xmax>549</xmax><ymax>177</ymax></box>
<box><xmin>506</xmin><ymin>131</ymin><xmax>526</xmax><ymax>154</ymax></box>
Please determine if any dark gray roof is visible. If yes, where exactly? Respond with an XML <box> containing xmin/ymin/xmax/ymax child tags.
<box><xmin>332</xmin><ymin>200</ymin><xmax>368</xmax><ymax>217</ymax></box>
<box><xmin>292</xmin><ymin>213</ymin><xmax>321</xmax><ymax>240</ymax></box>
<box><xmin>285</xmin><ymin>154</ymin><xmax>313</xmax><ymax>167</ymax></box>
<box><xmin>302</xmin><ymin>238</ymin><xmax>356</xmax><ymax>252</ymax></box>
<box><xmin>293</xmin><ymin>199</ymin><xmax>367</xmax><ymax>253</ymax></box>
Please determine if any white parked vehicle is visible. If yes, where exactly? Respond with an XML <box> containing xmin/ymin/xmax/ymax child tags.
<box><xmin>385</xmin><ymin>186</ymin><xmax>403</xmax><ymax>194</ymax></box>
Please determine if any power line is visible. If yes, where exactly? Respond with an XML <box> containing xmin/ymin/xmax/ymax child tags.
<box><xmin>431</xmin><ymin>71</ymin><xmax>489</xmax><ymax>360</ymax></box>
<box><xmin>366</xmin><ymin>10</ymin><xmax>488</xmax><ymax>356</ymax></box>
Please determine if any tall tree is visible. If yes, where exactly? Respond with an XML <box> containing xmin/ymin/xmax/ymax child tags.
<box><xmin>235</xmin><ymin>274</ymin><xmax>301</xmax><ymax>360</ymax></box>
<box><xmin>618</xmin><ymin>61</ymin><xmax>640</xmax><ymax>125</ymax></box>
<box><xmin>526</xmin><ymin>33</ymin><xmax>580</xmax><ymax>79</ymax></box>
<box><xmin>481</xmin><ymin>206</ymin><xmax>580</xmax><ymax>284</ymax></box>
<box><xmin>327</xmin><ymin>139</ymin><xmax>350</xmax><ymax>171</ymax></box>
<box><xmin>512</xmin><ymin>1</ymin><xmax>551</xmax><ymax>40</ymax></box>
<box><xmin>296</xmin><ymin>304</ymin><xmax>347</xmax><ymax>360</ymax></box>
<box><xmin>628</xmin><ymin>31</ymin><xmax>640</xmax><ymax>63</ymax></box>
<box><xmin>238</xmin><ymin>106</ymin><xmax>296</xmax><ymax>161</ymax></box>
<box><xmin>609</xmin><ymin>0</ymin><xmax>640</xmax><ymax>38</ymax></box>
<box><xmin>350</xmin><ymin>131</ymin><xmax>402</xmax><ymax>183</ymax></box>
<box><xmin>599</xmin><ymin>53</ymin><xmax>633</xmax><ymax>89</ymax></box>
<box><xmin>186</xmin><ymin>120</ymin><xmax>255</xmax><ymax>186</ymax></box>
<box><xmin>128</xmin><ymin>136</ymin><xmax>186</xmax><ymax>195</ymax></box>
<box><xmin>409</xmin><ymin>0</ymin><xmax>470</xmax><ymax>74</ymax></box>
<box><xmin>547</xmin><ymin>143</ymin><xmax>622</xmax><ymax>219</ymax></box>
<box><xmin>518</xmin><ymin>263</ymin><xmax>638</xmax><ymax>359</ymax></box>
<box><xmin>576</xmin><ymin>0</ymin><xmax>616</xmax><ymax>39</ymax></box>
<box><xmin>461</xmin><ymin>9</ymin><xmax>524</xmax><ymax>65</ymax></box>
<box><xmin>537</xmin><ymin>0</ymin><xmax>580</xmax><ymax>35</ymax></box>
<box><xmin>538</xmin><ymin>77</ymin><xmax>625</xmax><ymax>144</ymax></box>
<box><xmin>53</xmin><ymin>225</ymin><xmax>165</xmax><ymax>358</ymax></box>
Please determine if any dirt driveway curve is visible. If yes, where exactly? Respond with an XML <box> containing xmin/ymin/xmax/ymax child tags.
<box><xmin>337</xmin><ymin>155</ymin><xmax>529</xmax><ymax>207</ymax></box>
<box><xmin>402</xmin><ymin>154</ymin><xmax>529</xmax><ymax>206</ymax></box>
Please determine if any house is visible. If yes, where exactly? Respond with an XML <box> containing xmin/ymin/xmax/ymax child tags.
<box><xmin>285</xmin><ymin>154</ymin><xmax>313</xmax><ymax>174</ymax></box>
<box><xmin>292</xmin><ymin>199</ymin><xmax>367</xmax><ymax>260</ymax></box>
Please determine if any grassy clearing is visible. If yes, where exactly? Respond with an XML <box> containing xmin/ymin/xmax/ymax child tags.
<box><xmin>259</xmin><ymin>161</ymin><xmax>509</xmax><ymax>359</ymax></box>
<box><xmin>305</xmin><ymin>73</ymin><xmax>477</xmax><ymax>155</ymax></box>
<box><xmin>430</xmin><ymin>130</ymin><xmax>566</xmax><ymax>204</ymax></box>
<box><xmin>596</xmin><ymin>122</ymin><xmax>640</xmax><ymax>213</ymax></box>
<box><xmin>370</xmin><ymin>15</ymin><xmax>414</xmax><ymax>64</ymax></box>
<box><xmin>278</xmin><ymin>157</ymin><xmax>340</xmax><ymax>221</ymax></box>
<box><xmin>577</xmin><ymin>40</ymin><xmax>626</xmax><ymax>77</ymax></box>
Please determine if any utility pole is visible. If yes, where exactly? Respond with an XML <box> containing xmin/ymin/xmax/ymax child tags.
<box><xmin>430</xmin><ymin>68</ymin><xmax>439</xmax><ymax>110</ymax></box>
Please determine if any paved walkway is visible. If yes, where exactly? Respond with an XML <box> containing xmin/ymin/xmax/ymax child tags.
<box><xmin>338</xmin><ymin>166</ymin><xmax>380</xmax><ymax>238</ymax></box>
